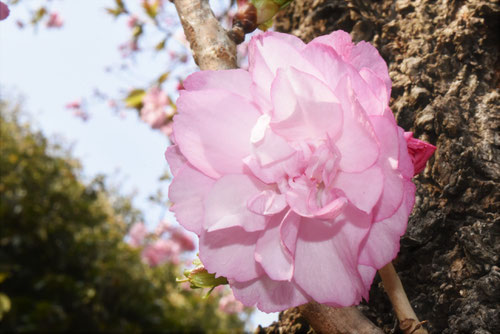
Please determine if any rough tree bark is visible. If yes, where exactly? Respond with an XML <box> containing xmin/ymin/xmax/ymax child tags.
<box><xmin>258</xmin><ymin>0</ymin><xmax>499</xmax><ymax>333</ymax></box>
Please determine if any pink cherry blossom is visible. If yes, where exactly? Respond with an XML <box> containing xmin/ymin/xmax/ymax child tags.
<box><xmin>127</xmin><ymin>222</ymin><xmax>147</xmax><ymax>247</ymax></box>
<box><xmin>127</xmin><ymin>15</ymin><xmax>138</xmax><ymax>28</ymax></box>
<box><xmin>65</xmin><ymin>99</ymin><xmax>89</xmax><ymax>121</ymax></box>
<box><xmin>142</xmin><ymin>239</ymin><xmax>181</xmax><ymax>266</ymax></box>
<box><xmin>219</xmin><ymin>291</ymin><xmax>244</xmax><ymax>314</ymax></box>
<box><xmin>170</xmin><ymin>228</ymin><xmax>196</xmax><ymax>252</ymax></box>
<box><xmin>65</xmin><ymin>100</ymin><xmax>81</xmax><ymax>109</ymax></box>
<box><xmin>166</xmin><ymin>30</ymin><xmax>435</xmax><ymax>312</ymax></box>
<box><xmin>119</xmin><ymin>40</ymin><xmax>139</xmax><ymax>57</ymax></box>
<box><xmin>140</xmin><ymin>87</ymin><xmax>174</xmax><ymax>136</ymax></box>
<box><xmin>46</xmin><ymin>12</ymin><xmax>63</xmax><ymax>28</ymax></box>
<box><xmin>404</xmin><ymin>132</ymin><xmax>436</xmax><ymax>174</ymax></box>
<box><xmin>0</xmin><ymin>1</ymin><xmax>9</xmax><ymax>21</ymax></box>
<box><xmin>154</xmin><ymin>219</ymin><xmax>171</xmax><ymax>236</ymax></box>
<box><xmin>154</xmin><ymin>220</ymin><xmax>196</xmax><ymax>251</ymax></box>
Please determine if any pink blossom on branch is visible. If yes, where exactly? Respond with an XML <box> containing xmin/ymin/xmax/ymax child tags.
<box><xmin>167</xmin><ymin>31</ymin><xmax>435</xmax><ymax>312</ymax></box>
<box><xmin>219</xmin><ymin>290</ymin><xmax>244</xmax><ymax>314</ymax></box>
<box><xmin>127</xmin><ymin>221</ymin><xmax>147</xmax><ymax>247</ymax></box>
<box><xmin>46</xmin><ymin>12</ymin><xmax>63</xmax><ymax>28</ymax></box>
<box><xmin>140</xmin><ymin>86</ymin><xmax>174</xmax><ymax>136</ymax></box>
<box><xmin>65</xmin><ymin>99</ymin><xmax>89</xmax><ymax>121</ymax></box>
<box><xmin>127</xmin><ymin>15</ymin><xmax>139</xmax><ymax>28</ymax></box>
<box><xmin>154</xmin><ymin>219</ymin><xmax>196</xmax><ymax>252</ymax></box>
<box><xmin>142</xmin><ymin>239</ymin><xmax>181</xmax><ymax>266</ymax></box>
<box><xmin>170</xmin><ymin>228</ymin><xmax>196</xmax><ymax>252</ymax></box>
<box><xmin>119</xmin><ymin>40</ymin><xmax>140</xmax><ymax>57</ymax></box>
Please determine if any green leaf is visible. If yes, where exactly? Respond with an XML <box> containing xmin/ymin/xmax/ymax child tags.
<box><xmin>124</xmin><ymin>89</ymin><xmax>146</xmax><ymax>109</ymax></box>
<box><xmin>132</xmin><ymin>25</ymin><xmax>143</xmax><ymax>38</ymax></box>
<box><xmin>155</xmin><ymin>38</ymin><xmax>167</xmax><ymax>51</ymax></box>
<box><xmin>105</xmin><ymin>7</ymin><xmax>125</xmax><ymax>17</ymax></box>
<box><xmin>143</xmin><ymin>1</ymin><xmax>159</xmax><ymax>19</ymax></box>
<box><xmin>31</xmin><ymin>7</ymin><xmax>47</xmax><ymax>25</ymax></box>
<box><xmin>0</xmin><ymin>293</ymin><xmax>11</xmax><ymax>320</ymax></box>
<box><xmin>115</xmin><ymin>0</ymin><xmax>126</xmax><ymax>9</ymax></box>
<box><xmin>0</xmin><ymin>273</ymin><xmax>9</xmax><ymax>284</ymax></box>
<box><xmin>156</xmin><ymin>72</ymin><xmax>169</xmax><ymax>85</ymax></box>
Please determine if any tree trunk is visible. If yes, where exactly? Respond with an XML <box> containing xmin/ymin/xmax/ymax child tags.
<box><xmin>258</xmin><ymin>0</ymin><xmax>500</xmax><ymax>333</ymax></box>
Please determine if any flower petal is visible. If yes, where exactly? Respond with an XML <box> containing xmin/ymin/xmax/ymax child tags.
<box><xmin>255</xmin><ymin>211</ymin><xmax>294</xmax><ymax>281</ymax></box>
<box><xmin>369</xmin><ymin>115</ymin><xmax>404</xmax><ymax>221</ymax></box>
<box><xmin>247</xmin><ymin>190</ymin><xmax>287</xmax><ymax>216</ymax></box>
<box><xmin>169</xmin><ymin>163</ymin><xmax>216</xmax><ymax>235</ymax></box>
<box><xmin>231</xmin><ymin>276</ymin><xmax>309</xmax><ymax>313</ymax></box>
<box><xmin>183</xmin><ymin>69</ymin><xmax>252</xmax><ymax>99</ymax></box>
<box><xmin>359</xmin><ymin>68</ymin><xmax>389</xmax><ymax>112</ymax></box>
<box><xmin>311</xmin><ymin>31</ymin><xmax>391</xmax><ymax>97</ymax></box>
<box><xmin>334</xmin><ymin>76</ymin><xmax>379</xmax><ymax>172</ymax></box>
<box><xmin>244</xmin><ymin>151</ymin><xmax>303</xmax><ymax>184</ymax></box>
<box><xmin>199</xmin><ymin>226</ymin><xmax>262</xmax><ymax>282</ymax></box>
<box><xmin>270</xmin><ymin>67</ymin><xmax>343</xmax><ymax>141</ymax></box>
<box><xmin>350</xmin><ymin>41</ymin><xmax>391</xmax><ymax>98</ymax></box>
<box><xmin>204</xmin><ymin>174</ymin><xmax>269</xmax><ymax>232</ymax></box>
<box><xmin>358</xmin><ymin>181</ymin><xmax>416</xmax><ymax>269</ymax></box>
<box><xmin>293</xmin><ymin>205</ymin><xmax>371</xmax><ymax>306</ymax></box>
<box><xmin>165</xmin><ymin>145</ymin><xmax>186</xmax><ymax>177</ymax></box>
<box><xmin>280</xmin><ymin>210</ymin><xmax>301</xmax><ymax>257</ymax></box>
<box><xmin>301</xmin><ymin>42</ymin><xmax>348</xmax><ymax>91</ymax></box>
<box><xmin>332</xmin><ymin>165</ymin><xmax>384</xmax><ymax>214</ymax></box>
<box><xmin>249</xmin><ymin>31</ymin><xmax>317</xmax><ymax>102</ymax></box>
<box><xmin>357</xmin><ymin>264</ymin><xmax>376</xmax><ymax>299</ymax></box>
<box><xmin>174</xmin><ymin>89</ymin><xmax>261</xmax><ymax>178</ymax></box>
<box><xmin>251</xmin><ymin>115</ymin><xmax>296</xmax><ymax>166</ymax></box>
<box><xmin>309</xmin><ymin>30</ymin><xmax>353</xmax><ymax>60</ymax></box>
<box><xmin>304</xmin><ymin>40</ymin><xmax>387</xmax><ymax>117</ymax></box>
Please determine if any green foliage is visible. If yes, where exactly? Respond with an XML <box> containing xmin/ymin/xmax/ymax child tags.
<box><xmin>125</xmin><ymin>89</ymin><xmax>146</xmax><ymax>110</ymax></box>
<box><xmin>0</xmin><ymin>101</ymin><xmax>246</xmax><ymax>332</ymax></box>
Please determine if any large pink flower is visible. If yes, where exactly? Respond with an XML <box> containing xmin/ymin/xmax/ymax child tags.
<box><xmin>166</xmin><ymin>31</ymin><xmax>435</xmax><ymax>312</ymax></box>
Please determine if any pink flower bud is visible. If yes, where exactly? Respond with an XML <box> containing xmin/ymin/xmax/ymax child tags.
<box><xmin>0</xmin><ymin>1</ymin><xmax>10</xmax><ymax>21</ymax></box>
<box><xmin>404</xmin><ymin>132</ymin><xmax>436</xmax><ymax>175</ymax></box>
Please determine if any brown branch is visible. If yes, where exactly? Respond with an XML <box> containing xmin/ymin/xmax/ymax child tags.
<box><xmin>299</xmin><ymin>302</ymin><xmax>384</xmax><ymax>334</ymax></box>
<box><xmin>173</xmin><ymin>0</ymin><xmax>237</xmax><ymax>70</ymax></box>
<box><xmin>379</xmin><ymin>262</ymin><xmax>429</xmax><ymax>334</ymax></box>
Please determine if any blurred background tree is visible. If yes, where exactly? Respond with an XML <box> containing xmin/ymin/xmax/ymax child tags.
<box><xmin>0</xmin><ymin>99</ymin><xmax>247</xmax><ymax>332</ymax></box>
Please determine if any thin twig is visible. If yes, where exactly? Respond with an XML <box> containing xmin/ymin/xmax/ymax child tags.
<box><xmin>173</xmin><ymin>0</ymin><xmax>237</xmax><ymax>70</ymax></box>
<box><xmin>379</xmin><ymin>262</ymin><xmax>428</xmax><ymax>334</ymax></box>
<box><xmin>299</xmin><ymin>302</ymin><xmax>384</xmax><ymax>334</ymax></box>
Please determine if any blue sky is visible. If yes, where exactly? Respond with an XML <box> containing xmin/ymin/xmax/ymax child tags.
<box><xmin>0</xmin><ymin>0</ymin><xmax>278</xmax><ymax>328</ymax></box>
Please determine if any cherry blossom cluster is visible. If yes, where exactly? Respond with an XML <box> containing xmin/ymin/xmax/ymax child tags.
<box><xmin>127</xmin><ymin>220</ymin><xmax>195</xmax><ymax>266</ymax></box>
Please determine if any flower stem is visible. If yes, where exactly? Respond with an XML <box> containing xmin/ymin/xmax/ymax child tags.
<box><xmin>378</xmin><ymin>262</ymin><xmax>428</xmax><ymax>334</ymax></box>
